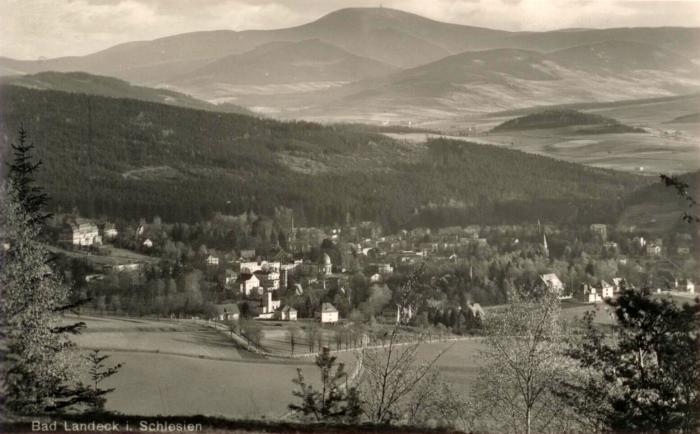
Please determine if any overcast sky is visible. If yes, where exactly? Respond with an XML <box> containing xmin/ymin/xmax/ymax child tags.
<box><xmin>2</xmin><ymin>0</ymin><xmax>699</xmax><ymax>59</ymax></box>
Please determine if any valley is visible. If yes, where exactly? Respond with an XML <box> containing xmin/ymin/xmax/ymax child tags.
<box><xmin>2</xmin><ymin>5</ymin><xmax>699</xmax><ymax>432</ymax></box>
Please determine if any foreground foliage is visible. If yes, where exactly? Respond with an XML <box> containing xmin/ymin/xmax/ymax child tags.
<box><xmin>289</xmin><ymin>347</ymin><xmax>362</xmax><ymax>422</ymax></box>
<box><xmin>1</xmin><ymin>128</ymin><xmax>122</xmax><ymax>415</ymax></box>
<box><xmin>83</xmin><ymin>350</ymin><xmax>124</xmax><ymax>412</ymax></box>
<box><xmin>0</xmin><ymin>128</ymin><xmax>84</xmax><ymax>413</ymax></box>
<box><xmin>561</xmin><ymin>289</ymin><xmax>700</xmax><ymax>433</ymax></box>
<box><xmin>471</xmin><ymin>290</ymin><xmax>575</xmax><ymax>434</ymax></box>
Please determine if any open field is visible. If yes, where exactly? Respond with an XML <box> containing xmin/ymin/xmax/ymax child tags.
<box><xmin>414</xmin><ymin>339</ymin><xmax>485</xmax><ymax>392</ymax></box>
<box><xmin>63</xmin><ymin>294</ymin><xmax>696</xmax><ymax>419</ymax></box>
<box><xmin>65</xmin><ymin>315</ymin><xmax>357</xmax><ymax>419</ymax></box>
<box><xmin>559</xmin><ymin>300</ymin><xmax>617</xmax><ymax>326</ymax></box>
<box><xmin>48</xmin><ymin>245</ymin><xmax>158</xmax><ymax>267</ymax></box>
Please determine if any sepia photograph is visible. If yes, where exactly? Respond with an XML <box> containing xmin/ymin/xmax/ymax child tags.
<box><xmin>0</xmin><ymin>1</ymin><xmax>699</xmax><ymax>433</ymax></box>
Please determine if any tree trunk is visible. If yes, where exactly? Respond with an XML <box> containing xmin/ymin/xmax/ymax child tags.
<box><xmin>526</xmin><ymin>406</ymin><xmax>531</xmax><ymax>434</ymax></box>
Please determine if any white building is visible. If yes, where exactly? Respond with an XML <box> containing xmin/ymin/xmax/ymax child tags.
<box><xmin>101</xmin><ymin>223</ymin><xmax>118</xmax><ymax>240</ymax></box>
<box><xmin>213</xmin><ymin>303</ymin><xmax>240</xmax><ymax>321</ymax></box>
<box><xmin>321</xmin><ymin>253</ymin><xmax>332</xmax><ymax>276</ymax></box>
<box><xmin>579</xmin><ymin>281</ymin><xmax>613</xmax><ymax>303</ymax></box>
<box><xmin>319</xmin><ymin>302</ymin><xmax>339</xmax><ymax>324</ymax></box>
<box><xmin>239</xmin><ymin>260</ymin><xmax>281</xmax><ymax>274</ymax></box>
<box><xmin>579</xmin><ymin>284</ymin><xmax>603</xmax><ymax>303</ymax></box>
<box><xmin>62</xmin><ymin>218</ymin><xmax>102</xmax><ymax>247</ymax></box>
<box><xmin>646</xmin><ymin>244</ymin><xmax>662</xmax><ymax>256</ymax></box>
<box><xmin>261</xmin><ymin>292</ymin><xmax>281</xmax><ymax>315</ymax></box>
<box><xmin>599</xmin><ymin>280</ymin><xmax>614</xmax><ymax>299</ymax></box>
<box><xmin>255</xmin><ymin>270</ymin><xmax>280</xmax><ymax>291</ymax></box>
<box><xmin>224</xmin><ymin>270</ymin><xmax>238</xmax><ymax>287</ymax></box>
<box><xmin>539</xmin><ymin>273</ymin><xmax>567</xmax><ymax>298</ymax></box>
<box><xmin>676</xmin><ymin>279</ymin><xmax>695</xmax><ymax>294</ymax></box>
<box><xmin>376</xmin><ymin>263</ymin><xmax>394</xmax><ymax>274</ymax></box>
<box><xmin>277</xmin><ymin>305</ymin><xmax>298</xmax><ymax>321</ymax></box>
<box><xmin>239</xmin><ymin>274</ymin><xmax>260</xmax><ymax>296</ymax></box>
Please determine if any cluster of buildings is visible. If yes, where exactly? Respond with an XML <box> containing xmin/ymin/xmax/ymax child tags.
<box><xmin>214</xmin><ymin>253</ymin><xmax>342</xmax><ymax>324</ymax></box>
<box><xmin>539</xmin><ymin>272</ymin><xmax>695</xmax><ymax>304</ymax></box>
<box><xmin>55</xmin><ymin>214</ymin><xmax>698</xmax><ymax>326</ymax></box>
<box><xmin>59</xmin><ymin>217</ymin><xmax>118</xmax><ymax>247</ymax></box>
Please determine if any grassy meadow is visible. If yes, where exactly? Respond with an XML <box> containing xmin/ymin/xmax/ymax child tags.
<box><xmin>66</xmin><ymin>315</ymin><xmax>357</xmax><ymax>419</ymax></box>
<box><xmin>61</xmin><ymin>297</ymin><xmax>682</xmax><ymax>420</ymax></box>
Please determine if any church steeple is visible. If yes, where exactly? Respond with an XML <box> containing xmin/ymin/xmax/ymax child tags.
<box><xmin>543</xmin><ymin>232</ymin><xmax>549</xmax><ymax>257</ymax></box>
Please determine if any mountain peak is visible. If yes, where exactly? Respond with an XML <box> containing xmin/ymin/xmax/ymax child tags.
<box><xmin>308</xmin><ymin>7</ymin><xmax>453</xmax><ymax>31</ymax></box>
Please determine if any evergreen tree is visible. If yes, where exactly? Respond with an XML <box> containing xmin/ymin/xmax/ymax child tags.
<box><xmin>0</xmin><ymin>127</ymin><xmax>86</xmax><ymax>414</ymax></box>
<box><xmin>289</xmin><ymin>346</ymin><xmax>361</xmax><ymax>422</ymax></box>
<box><xmin>7</xmin><ymin>127</ymin><xmax>50</xmax><ymax>228</ymax></box>
<box><xmin>82</xmin><ymin>350</ymin><xmax>124</xmax><ymax>412</ymax></box>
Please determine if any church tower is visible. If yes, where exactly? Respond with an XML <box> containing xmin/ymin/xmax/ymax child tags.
<box><xmin>321</xmin><ymin>253</ymin><xmax>332</xmax><ymax>276</ymax></box>
<box><xmin>543</xmin><ymin>232</ymin><xmax>549</xmax><ymax>257</ymax></box>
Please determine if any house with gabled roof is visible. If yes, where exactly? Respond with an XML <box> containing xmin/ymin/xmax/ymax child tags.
<box><xmin>578</xmin><ymin>281</ymin><xmax>613</xmax><ymax>303</ymax></box>
<box><xmin>539</xmin><ymin>273</ymin><xmax>570</xmax><ymax>299</ymax></box>
<box><xmin>61</xmin><ymin>217</ymin><xmax>102</xmax><ymax>247</ymax></box>
<box><xmin>277</xmin><ymin>305</ymin><xmax>298</xmax><ymax>321</ymax></box>
<box><xmin>318</xmin><ymin>302</ymin><xmax>339</xmax><ymax>324</ymax></box>
<box><xmin>213</xmin><ymin>303</ymin><xmax>240</xmax><ymax>321</ymax></box>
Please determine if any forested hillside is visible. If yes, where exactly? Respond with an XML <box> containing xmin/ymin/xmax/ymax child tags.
<box><xmin>491</xmin><ymin>109</ymin><xmax>643</xmax><ymax>132</ymax></box>
<box><xmin>0</xmin><ymin>85</ymin><xmax>647</xmax><ymax>228</ymax></box>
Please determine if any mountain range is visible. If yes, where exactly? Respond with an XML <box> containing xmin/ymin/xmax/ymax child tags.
<box><xmin>2</xmin><ymin>7</ymin><xmax>699</xmax><ymax>125</ymax></box>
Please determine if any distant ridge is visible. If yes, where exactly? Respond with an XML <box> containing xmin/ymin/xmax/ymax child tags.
<box><xmin>667</xmin><ymin>113</ymin><xmax>700</xmax><ymax>123</ymax></box>
<box><xmin>1</xmin><ymin>7</ymin><xmax>698</xmax><ymax>123</ymax></box>
<box><xmin>1</xmin><ymin>7</ymin><xmax>697</xmax><ymax>78</ymax></box>
<box><xmin>0</xmin><ymin>71</ymin><xmax>254</xmax><ymax>115</ymax></box>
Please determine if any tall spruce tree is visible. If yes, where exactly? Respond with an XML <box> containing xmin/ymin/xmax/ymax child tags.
<box><xmin>1</xmin><ymin>127</ymin><xmax>86</xmax><ymax>414</ymax></box>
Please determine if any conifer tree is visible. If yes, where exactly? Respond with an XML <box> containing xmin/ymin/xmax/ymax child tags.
<box><xmin>289</xmin><ymin>346</ymin><xmax>362</xmax><ymax>422</ymax></box>
<box><xmin>83</xmin><ymin>350</ymin><xmax>124</xmax><ymax>412</ymax></box>
<box><xmin>1</xmin><ymin>127</ymin><xmax>86</xmax><ymax>414</ymax></box>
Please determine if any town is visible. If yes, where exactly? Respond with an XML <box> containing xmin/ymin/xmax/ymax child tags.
<box><xmin>49</xmin><ymin>209</ymin><xmax>697</xmax><ymax>349</ymax></box>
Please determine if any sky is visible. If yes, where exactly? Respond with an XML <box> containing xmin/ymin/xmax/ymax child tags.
<box><xmin>2</xmin><ymin>0</ymin><xmax>699</xmax><ymax>59</ymax></box>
